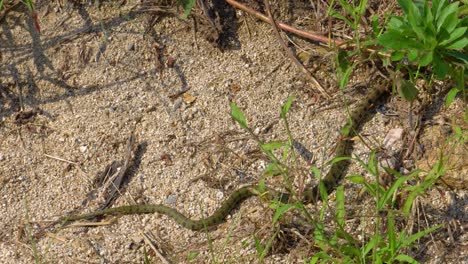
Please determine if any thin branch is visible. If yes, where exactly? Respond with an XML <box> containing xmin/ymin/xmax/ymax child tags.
<box><xmin>263</xmin><ymin>0</ymin><xmax>330</xmax><ymax>98</ymax></box>
<box><xmin>226</xmin><ymin>0</ymin><xmax>343</xmax><ymax>46</ymax></box>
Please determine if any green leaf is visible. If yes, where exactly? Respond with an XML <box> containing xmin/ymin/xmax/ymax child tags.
<box><xmin>446</xmin><ymin>37</ymin><xmax>468</xmax><ymax>50</ymax></box>
<box><xmin>377</xmin><ymin>31</ymin><xmax>422</xmax><ymax>50</ymax></box>
<box><xmin>388</xmin><ymin>212</ymin><xmax>396</xmax><ymax>255</ymax></box>
<box><xmin>332</xmin><ymin>12</ymin><xmax>355</xmax><ymax>30</ymax></box>
<box><xmin>405</xmin><ymin>0</ymin><xmax>425</xmax><ymax>40</ymax></box>
<box><xmin>439</xmin><ymin>27</ymin><xmax>467</xmax><ymax>47</ymax></box>
<box><xmin>281</xmin><ymin>96</ymin><xmax>294</xmax><ymax>118</ymax></box>
<box><xmin>436</xmin><ymin>2</ymin><xmax>459</xmax><ymax>33</ymax></box>
<box><xmin>309</xmin><ymin>252</ymin><xmax>332</xmax><ymax>264</ymax></box>
<box><xmin>395</xmin><ymin>254</ymin><xmax>418</xmax><ymax>264</ymax></box>
<box><xmin>387</xmin><ymin>16</ymin><xmax>405</xmax><ymax>30</ymax></box>
<box><xmin>318</xmin><ymin>181</ymin><xmax>328</xmax><ymax>202</ymax></box>
<box><xmin>419</xmin><ymin>50</ymin><xmax>433</xmax><ymax>66</ymax></box>
<box><xmin>442</xmin><ymin>12</ymin><xmax>460</xmax><ymax>34</ymax></box>
<box><xmin>254</xmin><ymin>235</ymin><xmax>264</xmax><ymax>257</ymax></box>
<box><xmin>261</xmin><ymin>141</ymin><xmax>286</xmax><ymax>151</ymax></box>
<box><xmin>401</xmin><ymin>224</ymin><xmax>442</xmax><ymax>247</ymax></box>
<box><xmin>272</xmin><ymin>203</ymin><xmax>296</xmax><ymax>224</ymax></box>
<box><xmin>335</xmin><ymin>186</ymin><xmax>345</xmax><ymax>226</ymax></box>
<box><xmin>408</xmin><ymin>49</ymin><xmax>419</xmax><ymax>62</ymax></box>
<box><xmin>178</xmin><ymin>0</ymin><xmax>196</xmax><ymax>19</ymax></box>
<box><xmin>371</xmin><ymin>15</ymin><xmax>380</xmax><ymax>36</ymax></box>
<box><xmin>391</xmin><ymin>51</ymin><xmax>405</xmax><ymax>61</ymax></box>
<box><xmin>432</xmin><ymin>0</ymin><xmax>445</xmax><ymax>21</ymax></box>
<box><xmin>433</xmin><ymin>52</ymin><xmax>448</xmax><ymax>79</ymax></box>
<box><xmin>397</xmin><ymin>78</ymin><xmax>419</xmax><ymax>102</ymax></box>
<box><xmin>340</xmin><ymin>65</ymin><xmax>354</xmax><ymax>90</ymax></box>
<box><xmin>445</xmin><ymin>87</ymin><xmax>461</xmax><ymax>107</ymax></box>
<box><xmin>347</xmin><ymin>175</ymin><xmax>366</xmax><ymax>184</ymax></box>
<box><xmin>363</xmin><ymin>236</ymin><xmax>378</xmax><ymax>257</ymax></box>
<box><xmin>338</xmin><ymin>0</ymin><xmax>355</xmax><ymax>18</ymax></box>
<box><xmin>378</xmin><ymin>175</ymin><xmax>411</xmax><ymax>209</ymax></box>
<box><xmin>397</xmin><ymin>0</ymin><xmax>412</xmax><ymax>16</ymax></box>
<box><xmin>186</xmin><ymin>251</ymin><xmax>199</xmax><ymax>261</ymax></box>
<box><xmin>263</xmin><ymin>163</ymin><xmax>282</xmax><ymax>177</ymax></box>
<box><xmin>229</xmin><ymin>103</ymin><xmax>248</xmax><ymax>129</ymax></box>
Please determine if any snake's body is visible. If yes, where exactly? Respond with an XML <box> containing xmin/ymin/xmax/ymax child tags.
<box><xmin>62</xmin><ymin>84</ymin><xmax>389</xmax><ymax>231</ymax></box>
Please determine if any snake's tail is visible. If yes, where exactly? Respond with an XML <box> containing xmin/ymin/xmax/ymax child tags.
<box><xmin>62</xmin><ymin>186</ymin><xmax>258</xmax><ymax>231</ymax></box>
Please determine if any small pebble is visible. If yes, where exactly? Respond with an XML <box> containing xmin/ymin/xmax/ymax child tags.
<box><xmin>165</xmin><ymin>194</ymin><xmax>177</xmax><ymax>205</ymax></box>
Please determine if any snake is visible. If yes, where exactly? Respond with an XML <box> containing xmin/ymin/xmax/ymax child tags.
<box><xmin>61</xmin><ymin>83</ymin><xmax>389</xmax><ymax>231</ymax></box>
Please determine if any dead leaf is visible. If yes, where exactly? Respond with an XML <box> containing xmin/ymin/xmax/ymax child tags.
<box><xmin>229</xmin><ymin>83</ymin><xmax>241</xmax><ymax>93</ymax></box>
<box><xmin>182</xmin><ymin>92</ymin><xmax>196</xmax><ymax>104</ymax></box>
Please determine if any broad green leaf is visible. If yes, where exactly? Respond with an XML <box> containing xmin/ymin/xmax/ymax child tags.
<box><xmin>229</xmin><ymin>103</ymin><xmax>247</xmax><ymax>129</ymax></box>
<box><xmin>432</xmin><ymin>0</ymin><xmax>445</xmax><ymax>21</ymax></box>
<box><xmin>446</xmin><ymin>50</ymin><xmax>468</xmax><ymax>63</ymax></box>
<box><xmin>397</xmin><ymin>78</ymin><xmax>419</xmax><ymax>102</ymax></box>
<box><xmin>377</xmin><ymin>31</ymin><xmax>423</xmax><ymax>50</ymax></box>
<box><xmin>419</xmin><ymin>50</ymin><xmax>433</xmax><ymax>66</ymax></box>
<box><xmin>261</xmin><ymin>141</ymin><xmax>286</xmax><ymax>151</ymax></box>
<box><xmin>406</xmin><ymin>0</ymin><xmax>425</xmax><ymax>40</ymax></box>
<box><xmin>436</xmin><ymin>2</ymin><xmax>459</xmax><ymax>32</ymax></box>
<box><xmin>387</xmin><ymin>16</ymin><xmax>405</xmax><ymax>30</ymax></box>
<box><xmin>391</xmin><ymin>51</ymin><xmax>405</xmax><ymax>61</ymax></box>
<box><xmin>446</xmin><ymin>37</ymin><xmax>468</xmax><ymax>50</ymax></box>
<box><xmin>441</xmin><ymin>12</ymin><xmax>460</xmax><ymax>34</ymax></box>
<box><xmin>439</xmin><ymin>27</ymin><xmax>467</xmax><ymax>47</ymax></box>
<box><xmin>408</xmin><ymin>49</ymin><xmax>419</xmax><ymax>62</ymax></box>
<box><xmin>423</xmin><ymin>1</ymin><xmax>434</xmax><ymax>33</ymax></box>
<box><xmin>281</xmin><ymin>96</ymin><xmax>294</xmax><ymax>118</ymax></box>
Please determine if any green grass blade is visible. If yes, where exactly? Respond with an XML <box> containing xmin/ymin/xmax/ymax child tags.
<box><xmin>230</xmin><ymin>103</ymin><xmax>248</xmax><ymax>130</ymax></box>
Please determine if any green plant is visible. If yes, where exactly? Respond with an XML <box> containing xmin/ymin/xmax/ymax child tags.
<box><xmin>310</xmin><ymin>151</ymin><xmax>443</xmax><ymax>263</ymax></box>
<box><xmin>230</xmin><ymin>98</ymin><xmax>444</xmax><ymax>263</ymax></box>
<box><xmin>327</xmin><ymin>0</ymin><xmax>370</xmax><ymax>49</ymax></box>
<box><xmin>377</xmin><ymin>0</ymin><xmax>467</xmax><ymax>105</ymax></box>
<box><xmin>178</xmin><ymin>0</ymin><xmax>196</xmax><ymax>19</ymax></box>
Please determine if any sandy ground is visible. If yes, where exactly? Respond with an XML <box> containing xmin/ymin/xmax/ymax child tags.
<box><xmin>0</xmin><ymin>1</ymin><xmax>466</xmax><ymax>263</ymax></box>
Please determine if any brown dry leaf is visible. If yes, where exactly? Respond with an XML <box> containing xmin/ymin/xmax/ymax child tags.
<box><xmin>182</xmin><ymin>92</ymin><xmax>196</xmax><ymax>104</ymax></box>
<box><xmin>229</xmin><ymin>83</ymin><xmax>241</xmax><ymax>93</ymax></box>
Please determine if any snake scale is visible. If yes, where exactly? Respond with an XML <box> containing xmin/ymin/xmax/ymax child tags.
<box><xmin>61</xmin><ymin>84</ymin><xmax>389</xmax><ymax>231</ymax></box>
